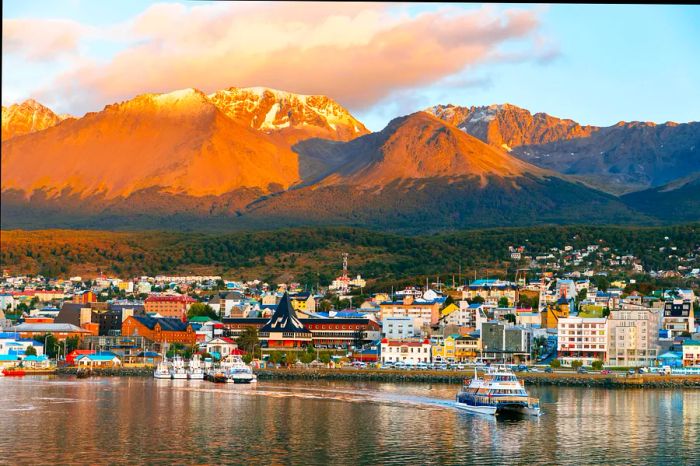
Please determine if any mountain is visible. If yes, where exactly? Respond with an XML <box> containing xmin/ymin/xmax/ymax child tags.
<box><xmin>1</xmin><ymin>88</ymin><xmax>299</xmax><ymax>199</ymax></box>
<box><xmin>1</xmin><ymin>99</ymin><xmax>71</xmax><ymax>141</ymax></box>
<box><xmin>621</xmin><ymin>173</ymin><xmax>700</xmax><ymax>222</ymax></box>
<box><xmin>207</xmin><ymin>87</ymin><xmax>369</xmax><ymax>145</ymax></box>
<box><xmin>427</xmin><ymin>104</ymin><xmax>700</xmax><ymax>193</ymax></box>
<box><xmin>245</xmin><ymin>112</ymin><xmax>647</xmax><ymax>231</ymax></box>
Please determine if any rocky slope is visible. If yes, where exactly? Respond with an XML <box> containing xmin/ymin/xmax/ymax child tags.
<box><xmin>1</xmin><ymin>99</ymin><xmax>71</xmax><ymax>141</ymax></box>
<box><xmin>427</xmin><ymin>104</ymin><xmax>700</xmax><ymax>192</ymax></box>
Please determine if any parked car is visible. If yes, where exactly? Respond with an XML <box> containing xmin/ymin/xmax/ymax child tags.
<box><xmin>601</xmin><ymin>369</ymin><xmax>612</xmax><ymax>375</ymax></box>
<box><xmin>529</xmin><ymin>367</ymin><xmax>541</xmax><ymax>372</ymax></box>
<box><xmin>628</xmin><ymin>368</ymin><xmax>636</xmax><ymax>375</ymax></box>
<box><xmin>577</xmin><ymin>367</ymin><xmax>588</xmax><ymax>374</ymax></box>
<box><xmin>544</xmin><ymin>367</ymin><xmax>553</xmax><ymax>373</ymax></box>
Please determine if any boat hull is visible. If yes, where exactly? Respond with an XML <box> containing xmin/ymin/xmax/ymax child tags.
<box><xmin>454</xmin><ymin>402</ymin><xmax>498</xmax><ymax>415</ymax></box>
<box><xmin>188</xmin><ymin>373</ymin><xmax>205</xmax><ymax>380</ymax></box>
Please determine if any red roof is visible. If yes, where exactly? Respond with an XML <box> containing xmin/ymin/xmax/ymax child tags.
<box><xmin>66</xmin><ymin>350</ymin><xmax>96</xmax><ymax>365</ymax></box>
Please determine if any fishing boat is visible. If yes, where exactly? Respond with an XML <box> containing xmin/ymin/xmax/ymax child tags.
<box><xmin>2</xmin><ymin>367</ymin><xmax>26</xmax><ymax>377</ymax></box>
<box><xmin>153</xmin><ymin>360</ymin><xmax>171</xmax><ymax>379</ymax></box>
<box><xmin>188</xmin><ymin>355</ymin><xmax>205</xmax><ymax>380</ymax></box>
<box><xmin>455</xmin><ymin>366</ymin><xmax>541</xmax><ymax>416</ymax></box>
<box><xmin>170</xmin><ymin>356</ymin><xmax>188</xmax><ymax>379</ymax></box>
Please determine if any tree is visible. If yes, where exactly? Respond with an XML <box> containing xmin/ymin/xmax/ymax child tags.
<box><xmin>236</xmin><ymin>327</ymin><xmax>260</xmax><ymax>356</ymax></box>
<box><xmin>591</xmin><ymin>360</ymin><xmax>604</xmax><ymax>371</ymax></box>
<box><xmin>504</xmin><ymin>313</ymin><xmax>516</xmax><ymax>324</ymax></box>
<box><xmin>319</xmin><ymin>351</ymin><xmax>332</xmax><ymax>364</ymax></box>
<box><xmin>24</xmin><ymin>345</ymin><xmax>37</xmax><ymax>356</ymax></box>
<box><xmin>498</xmin><ymin>297</ymin><xmax>510</xmax><ymax>308</ymax></box>
<box><xmin>571</xmin><ymin>360</ymin><xmax>583</xmax><ymax>370</ymax></box>
<box><xmin>187</xmin><ymin>303</ymin><xmax>217</xmax><ymax>320</ymax></box>
<box><xmin>577</xmin><ymin>288</ymin><xmax>588</xmax><ymax>303</ymax></box>
<box><xmin>269</xmin><ymin>351</ymin><xmax>284</xmax><ymax>365</ymax></box>
<box><xmin>470</xmin><ymin>295</ymin><xmax>485</xmax><ymax>304</ymax></box>
<box><xmin>285</xmin><ymin>351</ymin><xmax>298</xmax><ymax>366</ymax></box>
<box><xmin>550</xmin><ymin>359</ymin><xmax>561</xmax><ymax>369</ymax></box>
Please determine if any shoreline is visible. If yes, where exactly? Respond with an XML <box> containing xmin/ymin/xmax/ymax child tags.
<box><xmin>49</xmin><ymin>367</ymin><xmax>700</xmax><ymax>388</ymax></box>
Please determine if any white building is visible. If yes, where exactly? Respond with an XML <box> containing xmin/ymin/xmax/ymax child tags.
<box><xmin>382</xmin><ymin>317</ymin><xmax>415</xmax><ymax>339</ymax></box>
<box><xmin>607</xmin><ymin>305</ymin><xmax>659</xmax><ymax>367</ymax></box>
<box><xmin>380</xmin><ymin>339</ymin><xmax>431</xmax><ymax>365</ymax></box>
<box><xmin>557</xmin><ymin>317</ymin><xmax>607</xmax><ymax>366</ymax></box>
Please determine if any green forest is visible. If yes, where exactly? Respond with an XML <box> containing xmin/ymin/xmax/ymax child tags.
<box><xmin>1</xmin><ymin>223</ymin><xmax>698</xmax><ymax>290</ymax></box>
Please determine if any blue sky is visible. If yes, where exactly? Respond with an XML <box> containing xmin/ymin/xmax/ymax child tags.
<box><xmin>3</xmin><ymin>2</ymin><xmax>699</xmax><ymax>131</ymax></box>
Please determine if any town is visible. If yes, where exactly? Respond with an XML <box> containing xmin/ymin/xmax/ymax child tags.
<box><xmin>1</xmin><ymin>242</ymin><xmax>699</xmax><ymax>376</ymax></box>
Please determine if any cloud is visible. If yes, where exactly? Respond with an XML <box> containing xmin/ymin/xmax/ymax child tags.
<box><xmin>6</xmin><ymin>3</ymin><xmax>550</xmax><ymax>114</ymax></box>
<box><xmin>3</xmin><ymin>18</ymin><xmax>92</xmax><ymax>60</ymax></box>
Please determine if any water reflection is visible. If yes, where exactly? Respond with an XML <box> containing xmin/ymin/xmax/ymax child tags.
<box><xmin>0</xmin><ymin>377</ymin><xmax>698</xmax><ymax>465</ymax></box>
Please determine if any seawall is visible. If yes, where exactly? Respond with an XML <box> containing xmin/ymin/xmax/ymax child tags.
<box><xmin>53</xmin><ymin>366</ymin><xmax>700</xmax><ymax>388</ymax></box>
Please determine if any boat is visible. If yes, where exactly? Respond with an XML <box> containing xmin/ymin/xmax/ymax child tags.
<box><xmin>222</xmin><ymin>355</ymin><xmax>257</xmax><ymax>384</ymax></box>
<box><xmin>170</xmin><ymin>356</ymin><xmax>188</xmax><ymax>379</ymax></box>
<box><xmin>153</xmin><ymin>360</ymin><xmax>172</xmax><ymax>379</ymax></box>
<box><xmin>455</xmin><ymin>366</ymin><xmax>541</xmax><ymax>416</ymax></box>
<box><xmin>188</xmin><ymin>355</ymin><xmax>205</xmax><ymax>380</ymax></box>
<box><xmin>2</xmin><ymin>367</ymin><xmax>26</xmax><ymax>377</ymax></box>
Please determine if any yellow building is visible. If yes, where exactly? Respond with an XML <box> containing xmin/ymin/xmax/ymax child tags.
<box><xmin>432</xmin><ymin>336</ymin><xmax>457</xmax><ymax>362</ymax></box>
<box><xmin>541</xmin><ymin>300</ymin><xmax>570</xmax><ymax>329</ymax></box>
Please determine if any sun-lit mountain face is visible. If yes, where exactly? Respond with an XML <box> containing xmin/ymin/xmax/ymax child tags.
<box><xmin>1</xmin><ymin>88</ymin><xmax>300</xmax><ymax>198</ymax></box>
<box><xmin>312</xmin><ymin>111</ymin><xmax>541</xmax><ymax>187</ymax></box>
<box><xmin>1</xmin><ymin>99</ymin><xmax>71</xmax><ymax>141</ymax></box>
<box><xmin>208</xmin><ymin>87</ymin><xmax>369</xmax><ymax>144</ymax></box>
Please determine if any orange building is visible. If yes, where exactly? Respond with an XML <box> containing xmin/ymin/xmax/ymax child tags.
<box><xmin>121</xmin><ymin>316</ymin><xmax>196</xmax><ymax>345</ymax></box>
<box><xmin>73</xmin><ymin>291</ymin><xmax>97</xmax><ymax>304</ymax></box>
<box><xmin>144</xmin><ymin>295</ymin><xmax>197</xmax><ymax>321</ymax></box>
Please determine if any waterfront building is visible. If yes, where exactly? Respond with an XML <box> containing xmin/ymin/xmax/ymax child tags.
<box><xmin>121</xmin><ymin>316</ymin><xmax>197</xmax><ymax>346</ymax></box>
<box><xmin>380</xmin><ymin>338</ymin><xmax>431</xmax><ymax>365</ymax></box>
<box><xmin>662</xmin><ymin>300</ymin><xmax>694</xmax><ymax>339</ymax></box>
<box><xmin>432</xmin><ymin>335</ymin><xmax>457</xmax><ymax>362</ymax></box>
<box><xmin>6</xmin><ymin>323</ymin><xmax>92</xmax><ymax>340</ymax></box>
<box><xmin>557</xmin><ymin>317</ymin><xmax>607</xmax><ymax>366</ymax></box>
<box><xmin>75</xmin><ymin>352</ymin><xmax>121</xmax><ymax>367</ymax></box>
<box><xmin>481</xmin><ymin>322</ymin><xmax>532</xmax><ymax>364</ymax></box>
<box><xmin>382</xmin><ymin>316</ymin><xmax>415</xmax><ymax>339</ymax></box>
<box><xmin>379</xmin><ymin>295</ymin><xmax>441</xmax><ymax>328</ymax></box>
<box><xmin>455</xmin><ymin>335</ymin><xmax>481</xmax><ymax>361</ymax></box>
<box><xmin>0</xmin><ymin>332</ymin><xmax>44</xmax><ymax>356</ymax></box>
<box><xmin>258</xmin><ymin>293</ymin><xmax>312</xmax><ymax>349</ymax></box>
<box><xmin>144</xmin><ymin>294</ymin><xmax>197</xmax><ymax>322</ymax></box>
<box><xmin>682</xmin><ymin>340</ymin><xmax>700</xmax><ymax>367</ymax></box>
<box><xmin>606</xmin><ymin>304</ymin><xmax>660</xmax><ymax>367</ymax></box>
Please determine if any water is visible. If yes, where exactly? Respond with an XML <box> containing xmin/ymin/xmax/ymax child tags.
<box><xmin>0</xmin><ymin>377</ymin><xmax>698</xmax><ymax>465</ymax></box>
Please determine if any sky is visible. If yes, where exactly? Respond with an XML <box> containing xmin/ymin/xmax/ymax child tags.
<box><xmin>3</xmin><ymin>1</ymin><xmax>699</xmax><ymax>131</ymax></box>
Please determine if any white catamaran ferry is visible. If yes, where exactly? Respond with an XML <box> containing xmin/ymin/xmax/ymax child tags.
<box><xmin>456</xmin><ymin>366</ymin><xmax>541</xmax><ymax>416</ymax></box>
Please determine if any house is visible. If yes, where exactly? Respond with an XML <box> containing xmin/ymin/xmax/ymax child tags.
<box><xmin>662</xmin><ymin>300</ymin><xmax>694</xmax><ymax>339</ymax></box>
<box><xmin>682</xmin><ymin>340</ymin><xmax>700</xmax><ymax>367</ymax></box>
<box><xmin>66</xmin><ymin>350</ymin><xmax>96</xmax><ymax>365</ymax></box>
<box><xmin>75</xmin><ymin>352</ymin><xmax>121</xmax><ymax>367</ymax></box>
<box><xmin>121</xmin><ymin>316</ymin><xmax>197</xmax><ymax>345</ymax></box>
<box><xmin>204</xmin><ymin>337</ymin><xmax>239</xmax><ymax>360</ymax></box>
<box><xmin>380</xmin><ymin>338</ymin><xmax>431</xmax><ymax>365</ymax></box>
<box><xmin>22</xmin><ymin>354</ymin><xmax>51</xmax><ymax>368</ymax></box>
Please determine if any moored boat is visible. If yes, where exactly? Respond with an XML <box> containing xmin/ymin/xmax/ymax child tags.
<box><xmin>170</xmin><ymin>356</ymin><xmax>188</xmax><ymax>379</ymax></box>
<box><xmin>188</xmin><ymin>355</ymin><xmax>205</xmax><ymax>380</ymax></box>
<box><xmin>2</xmin><ymin>367</ymin><xmax>26</xmax><ymax>377</ymax></box>
<box><xmin>455</xmin><ymin>366</ymin><xmax>541</xmax><ymax>416</ymax></box>
<box><xmin>153</xmin><ymin>360</ymin><xmax>171</xmax><ymax>379</ymax></box>
<box><xmin>222</xmin><ymin>355</ymin><xmax>257</xmax><ymax>384</ymax></box>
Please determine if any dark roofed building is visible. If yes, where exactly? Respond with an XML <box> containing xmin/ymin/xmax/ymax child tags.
<box><xmin>259</xmin><ymin>293</ymin><xmax>312</xmax><ymax>348</ymax></box>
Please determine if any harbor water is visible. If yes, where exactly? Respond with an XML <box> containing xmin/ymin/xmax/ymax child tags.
<box><xmin>0</xmin><ymin>377</ymin><xmax>698</xmax><ymax>465</ymax></box>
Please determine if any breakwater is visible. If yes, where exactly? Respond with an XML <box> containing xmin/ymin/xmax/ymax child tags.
<box><xmin>254</xmin><ymin>368</ymin><xmax>700</xmax><ymax>388</ymax></box>
<box><xmin>52</xmin><ymin>366</ymin><xmax>700</xmax><ymax>388</ymax></box>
